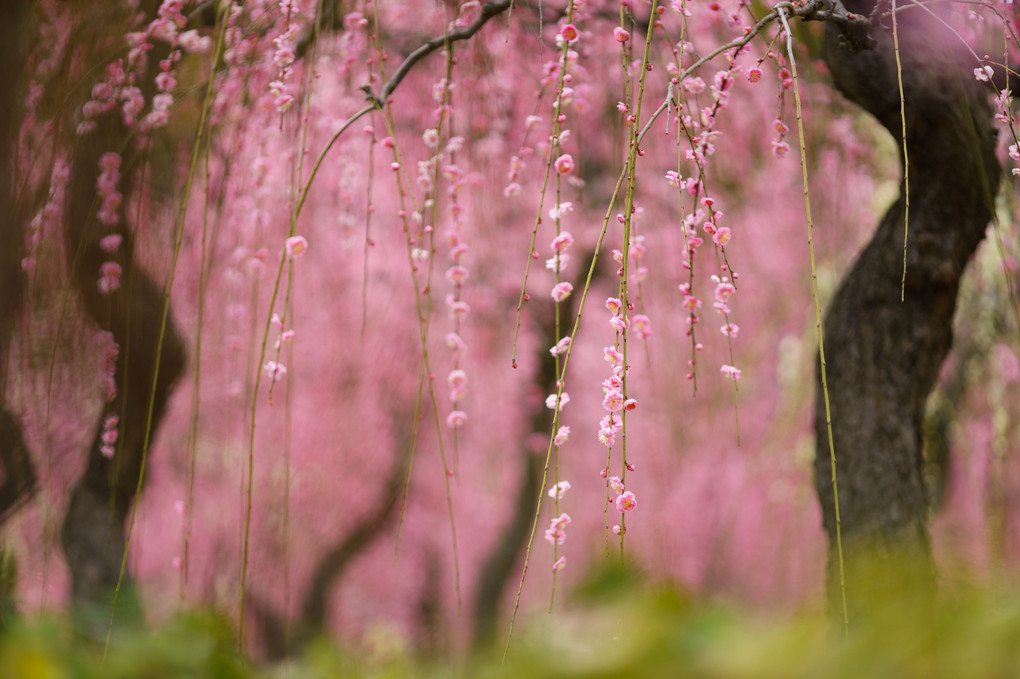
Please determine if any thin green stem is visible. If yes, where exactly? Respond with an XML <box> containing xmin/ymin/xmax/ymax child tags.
<box><xmin>778</xmin><ymin>7</ymin><xmax>849</xmax><ymax>640</ymax></box>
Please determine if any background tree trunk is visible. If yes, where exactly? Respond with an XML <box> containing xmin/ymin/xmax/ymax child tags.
<box><xmin>816</xmin><ymin>5</ymin><xmax>1001</xmax><ymax>617</ymax></box>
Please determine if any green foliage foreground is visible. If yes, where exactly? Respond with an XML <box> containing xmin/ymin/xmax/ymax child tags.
<box><xmin>4</xmin><ymin>567</ymin><xmax>1020</xmax><ymax>679</ymax></box>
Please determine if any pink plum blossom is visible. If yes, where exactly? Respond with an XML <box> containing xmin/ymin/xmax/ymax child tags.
<box><xmin>549</xmin><ymin>336</ymin><xmax>572</xmax><ymax>356</ymax></box>
<box><xmin>445</xmin><ymin>265</ymin><xmax>469</xmax><ymax>284</ymax></box>
<box><xmin>545</xmin><ymin>392</ymin><xmax>570</xmax><ymax>411</ymax></box>
<box><xmin>263</xmin><ymin>361</ymin><xmax>287</xmax><ymax>379</ymax></box>
<box><xmin>616</xmin><ymin>490</ymin><xmax>637</xmax><ymax>512</ymax></box>
<box><xmin>551</xmin><ymin>232</ymin><xmax>574</xmax><ymax>252</ymax></box>
<box><xmin>603</xmin><ymin>389</ymin><xmax>624</xmax><ymax>412</ymax></box>
<box><xmin>720</xmin><ymin>364</ymin><xmax>742</xmax><ymax>381</ymax></box>
<box><xmin>554</xmin><ymin>154</ymin><xmax>575</xmax><ymax>175</ymax></box>
<box><xmin>285</xmin><ymin>236</ymin><xmax>308</xmax><ymax>257</ymax></box>
<box><xmin>446</xmin><ymin>410</ymin><xmax>468</xmax><ymax>428</ymax></box>
<box><xmin>551</xmin><ymin>282</ymin><xmax>573</xmax><ymax>302</ymax></box>
<box><xmin>553</xmin><ymin>426</ymin><xmax>571</xmax><ymax>446</ymax></box>
<box><xmin>552</xmin><ymin>556</ymin><xmax>567</xmax><ymax>572</ymax></box>
<box><xmin>548</xmin><ymin>481</ymin><xmax>572</xmax><ymax>499</ymax></box>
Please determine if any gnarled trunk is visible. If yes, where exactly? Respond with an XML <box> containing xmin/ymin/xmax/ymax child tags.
<box><xmin>815</xmin><ymin>5</ymin><xmax>1001</xmax><ymax>617</ymax></box>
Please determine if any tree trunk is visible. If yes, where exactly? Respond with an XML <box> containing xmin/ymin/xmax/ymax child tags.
<box><xmin>816</xmin><ymin>6</ymin><xmax>1001</xmax><ymax>618</ymax></box>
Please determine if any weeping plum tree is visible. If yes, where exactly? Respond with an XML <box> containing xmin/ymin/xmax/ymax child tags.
<box><xmin>0</xmin><ymin>0</ymin><xmax>1017</xmax><ymax>654</ymax></box>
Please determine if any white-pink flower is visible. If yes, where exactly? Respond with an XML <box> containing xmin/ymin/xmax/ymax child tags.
<box><xmin>263</xmin><ymin>361</ymin><xmax>287</xmax><ymax>379</ymax></box>
<box><xmin>548</xmin><ymin>481</ymin><xmax>572</xmax><ymax>499</ymax></box>
<box><xmin>720</xmin><ymin>364</ymin><xmax>742</xmax><ymax>381</ymax></box>
<box><xmin>552</xmin><ymin>556</ymin><xmax>567</xmax><ymax>572</ymax></box>
<box><xmin>545</xmin><ymin>392</ymin><xmax>571</xmax><ymax>411</ymax></box>
<box><xmin>608</xmin><ymin>476</ymin><xmax>624</xmax><ymax>494</ymax></box>
<box><xmin>553</xmin><ymin>426</ymin><xmax>571</xmax><ymax>446</ymax></box>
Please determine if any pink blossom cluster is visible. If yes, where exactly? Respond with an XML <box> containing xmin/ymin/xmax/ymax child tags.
<box><xmin>607</xmin><ymin>475</ymin><xmax>637</xmax><ymax>514</ymax></box>
<box><xmin>266</xmin><ymin>0</ymin><xmax>304</xmax><ymax>114</ymax></box>
<box><xmin>606</xmin><ymin>474</ymin><xmax>637</xmax><ymax>536</ymax></box>
<box><xmin>95</xmin><ymin>153</ymin><xmax>124</xmax><ymax>294</ymax></box>
<box><xmin>99</xmin><ymin>414</ymin><xmax>119</xmax><ymax>459</ymax></box>
<box><xmin>99</xmin><ymin>332</ymin><xmax>119</xmax><ymax>403</ymax></box>
<box><xmin>78</xmin><ymin>1</ymin><xmax>209</xmax><ymax>136</ymax></box>
<box><xmin>23</xmin><ymin>159</ymin><xmax>70</xmax><ymax>276</ymax></box>
<box><xmin>597</xmin><ymin>297</ymin><xmax>636</xmax><ymax>448</ymax></box>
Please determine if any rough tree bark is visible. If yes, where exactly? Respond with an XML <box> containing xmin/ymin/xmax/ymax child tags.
<box><xmin>815</xmin><ymin>2</ymin><xmax>1001</xmax><ymax>617</ymax></box>
<box><xmin>0</xmin><ymin>1</ymin><xmax>36</xmax><ymax>525</ymax></box>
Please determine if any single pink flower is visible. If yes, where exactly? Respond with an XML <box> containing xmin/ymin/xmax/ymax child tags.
<box><xmin>608</xmin><ymin>476</ymin><xmax>624</xmax><ymax>494</ymax></box>
<box><xmin>616</xmin><ymin>490</ymin><xmax>637</xmax><ymax>512</ymax></box>
<box><xmin>560</xmin><ymin>23</ymin><xmax>578</xmax><ymax>41</ymax></box>
<box><xmin>554</xmin><ymin>154</ymin><xmax>575</xmax><ymax>175</ymax></box>
<box><xmin>715</xmin><ymin>282</ymin><xmax>735</xmax><ymax>302</ymax></box>
<box><xmin>553</xmin><ymin>426</ymin><xmax>571</xmax><ymax>446</ymax></box>
<box><xmin>445</xmin><ymin>265</ymin><xmax>469</xmax><ymax>285</ymax></box>
<box><xmin>550</xmin><ymin>232</ymin><xmax>574</xmax><ymax>252</ymax></box>
<box><xmin>603</xmin><ymin>388</ymin><xmax>624</xmax><ymax>412</ymax></box>
<box><xmin>552</xmin><ymin>556</ymin><xmax>567</xmax><ymax>572</ymax></box>
<box><xmin>285</xmin><ymin>235</ymin><xmax>308</xmax><ymax>258</ymax></box>
<box><xmin>446</xmin><ymin>410</ymin><xmax>468</xmax><ymax>428</ymax></box>
<box><xmin>549</xmin><ymin>336</ymin><xmax>572</xmax><ymax>356</ymax></box>
<box><xmin>551</xmin><ymin>281</ymin><xmax>573</xmax><ymax>302</ymax></box>
<box><xmin>747</xmin><ymin>66</ymin><xmax>763</xmax><ymax>82</ymax></box>
<box><xmin>632</xmin><ymin>314</ymin><xmax>652</xmax><ymax>339</ymax></box>
<box><xmin>100</xmin><ymin>234</ymin><xmax>123</xmax><ymax>253</ymax></box>
<box><xmin>613</xmin><ymin>27</ymin><xmax>630</xmax><ymax>42</ymax></box>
